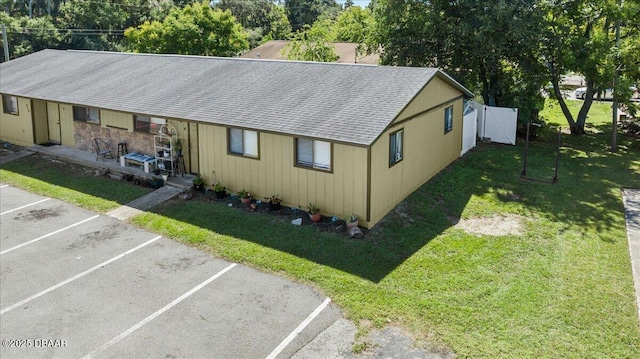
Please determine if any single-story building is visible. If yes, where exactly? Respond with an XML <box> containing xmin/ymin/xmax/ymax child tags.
<box><xmin>240</xmin><ymin>40</ymin><xmax>380</xmax><ymax>65</ymax></box>
<box><xmin>0</xmin><ymin>49</ymin><xmax>473</xmax><ymax>228</ymax></box>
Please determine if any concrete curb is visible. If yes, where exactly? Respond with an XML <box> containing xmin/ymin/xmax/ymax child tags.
<box><xmin>622</xmin><ymin>188</ymin><xmax>640</xmax><ymax>321</ymax></box>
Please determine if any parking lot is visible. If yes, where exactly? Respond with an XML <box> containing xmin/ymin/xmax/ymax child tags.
<box><xmin>0</xmin><ymin>184</ymin><xmax>340</xmax><ymax>359</ymax></box>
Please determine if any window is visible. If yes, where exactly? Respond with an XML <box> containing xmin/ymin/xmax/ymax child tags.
<box><xmin>296</xmin><ymin>138</ymin><xmax>331</xmax><ymax>171</ymax></box>
<box><xmin>444</xmin><ymin>106</ymin><xmax>453</xmax><ymax>133</ymax></box>
<box><xmin>389</xmin><ymin>129</ymin><xmax>403</xmax><ymax>166</ymax></box>
<box><xmin>73</xmin><ymin>106</ymin><xmax>100</xmax><ymax>124</ymax></box>
<box><xmin>228</xmin><ymin>128</ymin><xmax>258</xmax><ymax>158</ymax></box>
<box><xmin>135</xmin><ymin>115</ymin><xmax>166</xmax><ymax>134</ymax></box>
<box><xmin>2</xmin><ymin>95</ymin><xmax>18</xmax><ymax>115</ymax></box>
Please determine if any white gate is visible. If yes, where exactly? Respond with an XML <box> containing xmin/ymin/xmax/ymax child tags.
<box><xmin>475</xmin><ymin>103</ymin><xmax>518</xmax><ymax>145</ymax></box>
<box><xmin>461</xmin><ymin>102</ymin><xmax>477</xmax><ymax>156</ymax></box>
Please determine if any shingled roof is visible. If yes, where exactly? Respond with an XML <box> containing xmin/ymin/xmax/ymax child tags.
<box><xmin>0</xmin><ymin>49</ymin><xmax>472</xmax><ymax>146</ymax></box>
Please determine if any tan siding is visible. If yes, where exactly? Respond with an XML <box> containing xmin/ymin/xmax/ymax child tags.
<box><xmin>198</xmin><ymin>124</ymin><xmax>368</xmax><ymax>220</ymax></box>
<box><xmin>101</xmin><ymin>109</ymin><xmax>133</xmax><ymax>131</ymax></box>
<box><xmin>32</xmin><ymin>99</ymin><xmax>48</xmax><ymax>144</ymax></box>
<box><xmin>368</xmin><ymin>97</ymin><xmax>464</xmax><ymax>227</ymax></box>
<box><xmin>0</xmin><ymin>96</ymin><xmax>34</xmax><ymax>146</ymax></box>
<box><xmin>393</xmin><ymin>76</ymin><xmax>462</xmax><ymax>124</ymax></box>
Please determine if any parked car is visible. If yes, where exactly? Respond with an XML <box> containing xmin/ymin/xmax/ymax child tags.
<box><xmin>575</xmin><ymin>86</ymin><xmax>639</xmax><ymax>100</ymax></box>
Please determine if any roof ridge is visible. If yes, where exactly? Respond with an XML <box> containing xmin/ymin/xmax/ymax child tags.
<box><xmin>62</xmin><ymin>49</ymin><xmax>410</xmax><ymax>69</ymax></box>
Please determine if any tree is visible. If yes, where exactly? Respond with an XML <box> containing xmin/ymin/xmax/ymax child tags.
<box><xmin>334</xmin><ymin>5</ymin><xmax>373</xmax><ymax>43</ymax></box>
<box><xmin>0</xmin><ymin>12</ymin><xmax>61</xmax><ymax>61</ymax></box>
<box><xmin>281</xmin><ymin>23</ymin><xmax>338</xmax><ymax>62</ymax></box>
<box><xmin>125</xmin><ymin>2</ymin><xmax>248</xmax><ymax>56</ymax></box>
<box><xmin>57</xmin><ymin>0</ymin><xmax>129</xmax><ymax>51</ymax></box>
<box><xmin>370</xmin><ymin>0</ymin><xmax>548</xmax><ymax>123</ymax></box>
<box><xmin>541</xmin><ymin>0</ymin><xmax>640</xmax><ymax>134</ymax></box>
<box><xmin>214</xmin><ymin>0</ymin><xmax>291</xmax><ymax>47</ymax></box>
<box><xmin>285</xmin><ymin>0</ymin><xmax>341</xmax><ymax>30</ymax></box>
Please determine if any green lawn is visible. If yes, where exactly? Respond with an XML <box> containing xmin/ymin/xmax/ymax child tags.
<box><xmin>1</xmin><ymin>98</ymin><xmax>638</xmax><ymax>358</ymax></box>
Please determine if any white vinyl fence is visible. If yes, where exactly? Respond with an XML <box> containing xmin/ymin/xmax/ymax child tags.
<box><xmin>462</xmin><ymin>102</ymin><xmax>477</xmax><ymax>156</ymax></box>
<box><xmin>473</xmin><ymin>102</ymin><xmax>518</xmax><ymax>145</ymax></box>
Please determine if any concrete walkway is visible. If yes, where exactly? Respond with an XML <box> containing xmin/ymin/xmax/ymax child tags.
<box><xmin>107</xmin><ymin>185</ymin><xmax>184</xmax><ymax>220</ymax></box>
<box><xmin>622</xmin><ymin>188</ymin><xmax>640</xmax><ymax>320</ymax></box>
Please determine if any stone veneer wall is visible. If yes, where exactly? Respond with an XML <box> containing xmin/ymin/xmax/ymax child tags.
<box><xmin>74</xmin><ymin>122</ymin><xmax>156</xmax><ymax>156</ymax></box>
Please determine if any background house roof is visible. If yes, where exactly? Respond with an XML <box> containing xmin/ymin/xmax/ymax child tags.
<box><xmin>240</xmin><ymin>40</ymin><xmax>380</xmax><ymax>65</ymax></box>
<box><xmin>0</xmin><ymin>49</ymin><xmax>472</xmax><ymax>146</ymax></box>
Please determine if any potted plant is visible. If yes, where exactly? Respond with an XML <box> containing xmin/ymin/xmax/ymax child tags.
<box><xmin>192</xmin><ymin>175</ymin><xmax>205</xmax><ymax>191</ymax></box>
<box><xmin>265</xmin><ymin>194</ymin><xmax>282</xmax><ymax>211</ymax></box>
<box><xmin>237</xmin><ymin>189</ymin><xmax>252</xmax><ymax>204</ymax></box>
<box><xmin>161</xmin><ymin>171</ymin><xmax>169</xmax><ymax>182</ymax></box>
<box><xmin>174</xmin><ymin>138</ymin><xmax>183</xmax><ymax>157</ymax></box>
<box><xmin>212</xmin><ymin>183</ymin><xmax>226</xmax><ymax>199</ymax></box>
<box><xmin>308</xmin><ymin>203</ymin><xmax>322</xmax><ymax>223</ymax></box>
<box><xmin>345</xmin><ymin>214</ymin><xmax>358</xmax><ymax>228</ymax></box>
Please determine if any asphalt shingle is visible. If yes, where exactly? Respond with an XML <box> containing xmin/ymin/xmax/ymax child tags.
<box><xmin>0</xmin><ymin>49</ymin><xmax>471</xmax><ymax>146</ymax></box>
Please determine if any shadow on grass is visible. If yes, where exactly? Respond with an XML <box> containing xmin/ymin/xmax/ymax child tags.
<box><xmin>3</xmin><ymin>128</ymin><xmax>637</xmax><ymax>283</ymax></box>
<box><xmin>148</xmin><ymin>131</ymin><xmax>637</xmax><ymax>282</ymax></box>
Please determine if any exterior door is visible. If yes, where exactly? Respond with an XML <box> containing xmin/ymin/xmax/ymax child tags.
<box><xmin>46</xmin><ymin>102</ymin><xmax>61</xmax><ymax>143</ymax></box>
<box><xmin>189</xmin><ymin>122</ymin><xmax>199</xmax><ymax>174</ymax></box>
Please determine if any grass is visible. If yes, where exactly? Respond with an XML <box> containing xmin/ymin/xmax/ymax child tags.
<box><xmin>0</xmin><ymin>155</ymin><xmax>153</xmax><ymax>212</ymax></box>
<box><xmin>1</xmin><ymin>98</ymin><xmax>639</xmax><ymax>358</ymax></box>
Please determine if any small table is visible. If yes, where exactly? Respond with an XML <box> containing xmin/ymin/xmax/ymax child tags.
<box><xmin>121</xmin><ymin>152</ymin><xmax>155</xmax><ymax>173</ymax></box>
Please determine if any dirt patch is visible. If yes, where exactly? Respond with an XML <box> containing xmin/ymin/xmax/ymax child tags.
<box><xmin>454</xmin><ymin>214</ymin><xmax>525</xmax><ymax>236</ymax></box>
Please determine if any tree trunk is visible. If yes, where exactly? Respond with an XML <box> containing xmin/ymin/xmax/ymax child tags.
<box><xmin>549</xmin><ymin>65</ymin><xmax>577</xmax><ymax>131</ymax></box>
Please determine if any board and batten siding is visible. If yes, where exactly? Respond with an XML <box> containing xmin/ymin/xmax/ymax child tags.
<box><xmin>198</xmin><ymin>123</ymin><xmax>368</xmax><ymax>222</ymax></box>
<box><xmin>0</xmin><ymin>96</ymin><xmax>35</xmax><ymax>146</ymax></box>
<box><xmin>368</xmin><ymin>79</ymin><xmax>465</xmax><ymax>227</ymax></box>
<box><xmin>101</xmin><ymin>109</ymin><xmax>134</xmax><ymax>131</ymax></box>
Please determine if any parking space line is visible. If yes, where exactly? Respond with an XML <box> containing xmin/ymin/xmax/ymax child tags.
<box><xmin>265</xmin><ymin>297</ymin><xmax>332</xmax><ymax>359</ymax></box>
<box><xmin>1</xmin><ymin>198</ymin><xmax>51</xmax><ymax>216</ymax></box>
<box><xmin>0</xmin><ymin>235</ymin><xmax>162</xmax><ymax>315</ymax></box>
<box><xmin>0</xmin><ymin>215</ymin><xmax>99</xmax><ymax>255</ymax></box>
<box><xmin>81</xmin><ymin>263</ymin><xmax>237</xmax><ymax>359</ymax></box>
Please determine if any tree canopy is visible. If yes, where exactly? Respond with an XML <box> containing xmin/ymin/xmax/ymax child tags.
<box><xmin>214</xmin><ymin>0</ymin><xmax>291</xmax><ymax>47</ymax></box>
<box><xmin>124</xmin><ymin>2</ymin><xmax>248</xmax><ymax>56</ymax></box>
<box><xmin>285</xmin><ymin>0</ymin><xmax>342</xmax><ymax>30</ymax></box>
<box><xmin>369</xmin><ymin>0</ymin><xmax>639</xmax><ymax>131</ymax></box>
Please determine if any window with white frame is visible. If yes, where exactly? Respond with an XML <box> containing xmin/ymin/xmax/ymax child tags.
<box><xmin>73</xmin><ymin>106</ymin><xmax>100</xmax><ymax>124</ymax></box>
<box><xmin>135</xmin><ymin>115</ymin><xmax>166</xmax><ymax>134</ymax></box>
<box><xmin>389</xmin><ymin>129</ymin><xmax>403</xmax><ymax>166</ymax></box>
<box><xmin>444</xmin><ymin>106</ymin><xmax>453</xmax><ymax>133</ymax></box>
<box><xmin>2</xmin><ymin>95</ymin><xmax>18</xmax><ymax>115</ymax></box>
<box><xmin>296</xmin><ymin>138</ymin><xmax>331</xmax><ymax>171</ymax></box>
<box><xmin>228</xmin><ymin>128</ymin><xmax>259</xmax><ymax>158</ymax></box>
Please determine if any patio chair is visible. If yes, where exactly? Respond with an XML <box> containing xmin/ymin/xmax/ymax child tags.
<box><xmin>92</xmin><ymin>138</ymin><xmax>114</xmax><ymax>161</ymax></box>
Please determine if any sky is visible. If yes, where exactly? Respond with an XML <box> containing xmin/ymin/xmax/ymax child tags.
<box><xmin>337</xmin><ymin>0</ymin><xmax>372</xmax><ymax>7</ymax></box>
